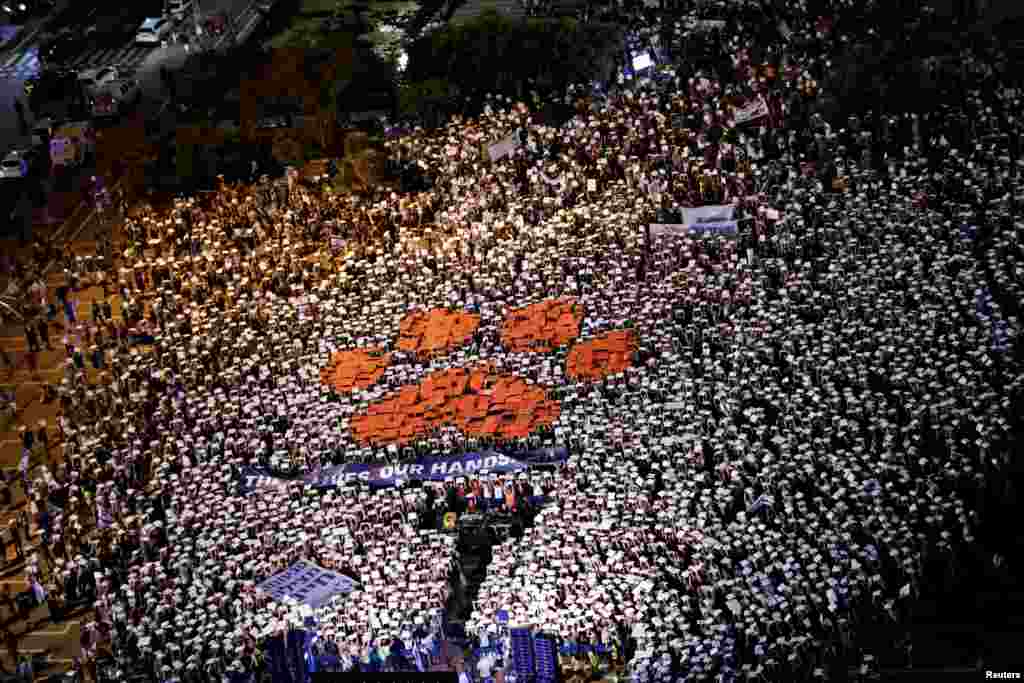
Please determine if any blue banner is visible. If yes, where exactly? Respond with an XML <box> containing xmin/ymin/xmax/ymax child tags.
<box><xmin>649</xmin><ymin>221</ymin><xmax>739</xmax><ymax>238</ymax></box>
<box><xmin>688</xmin><ymin>220</ymin><xmax>739</xmax><ymax>236</ymax></box>
<box><xmin>240</xmin><ymin>466</ymin><xmax>292</xmax><ymax>496</ymax></box>
<box><xmin>304</xmin><ymin>448</ymin><xmax>568</xmax><ymax>489</ymax></box>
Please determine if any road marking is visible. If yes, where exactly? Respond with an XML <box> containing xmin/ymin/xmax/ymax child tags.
<box><xmin>22</xmin><ymin>649</ymin><xmax>77</xmax><ymax>663</ymax></box>
<box><xmin>0</xmin><ymin>20</ymin><xmax>44</xmax><ymax>61</ymax></box>
<box><xmin>27</xmin><ymin>621</ymin><xmax>76</xmax><ymax>636</ymax></box>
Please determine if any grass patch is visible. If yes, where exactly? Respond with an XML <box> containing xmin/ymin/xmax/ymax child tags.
<box><xmin>268</xmin><ymin>16</ymin><xmax>357</xmax><ymax>48</ymax></box>
<box><xmin>299</xmin><ymin>0</ymin><xmax>345</xmax><ymax>14</ymax></box>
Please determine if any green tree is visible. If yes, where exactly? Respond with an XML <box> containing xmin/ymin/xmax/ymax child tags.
<box><xmin>404</xmin><ymin>11</ymin><xmax>623</xmax><ymax>108</ymax></box>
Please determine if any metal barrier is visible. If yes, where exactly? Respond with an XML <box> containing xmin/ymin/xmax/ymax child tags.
<box><xmin>0</xmin><ymin>296</ymin><xmax>23</xmax><ymax>323</ymax></box>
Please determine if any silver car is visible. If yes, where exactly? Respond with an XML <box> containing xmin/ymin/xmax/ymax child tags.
<box><xmin>0</xmin><ymin>149</ymin><xmax>29</xmax><ymax>179</ymax></box>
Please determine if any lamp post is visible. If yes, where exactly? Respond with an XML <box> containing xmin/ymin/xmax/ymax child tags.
<box><xmin>192</xmin><ymin>0</ymin><xmax>203</xmax><ymax>50</ymax></box>
<box><xmin>274</xmin><ymin>179</ymin><xmax>289</xmax><ymax>254</ymax></box>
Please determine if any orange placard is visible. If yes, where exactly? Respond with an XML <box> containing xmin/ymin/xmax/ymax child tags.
<box><xmin>350</xmin><ymin>366</ymin><xmax>560</xmax><ymax>446</ymax></box>
<box><xmin>320</xmin><ymin>347</ymin><xmax>392</xmax><ymax>393</ymax></box>
<box><xmin>500</xmin><ymin>299</ymin><xmax>584</xmax><ymax>353</ymax></box>
<box><xmin>566</xmin><ymin>330</ymin><xmax>638</xmax><ymax>382</ymax></box>
<box><xmin>398</xmin><ymin>308</ymin><xmax>481</xmax><ymax>357</ymax></box>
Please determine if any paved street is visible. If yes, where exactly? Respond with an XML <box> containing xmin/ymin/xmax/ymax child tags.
<box><xmin>0</xmin><ymin>0</ymin><xmax>258</xmax><ymax>149</ymax></box>
<box><xmin>0</xmin><ymin>0</ymin><xmax>262</xmax><ymax>245</ymax></box>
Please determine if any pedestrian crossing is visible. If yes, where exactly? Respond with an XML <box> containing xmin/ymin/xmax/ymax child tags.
<box><xmin>0</xmin><ymin>44</ymin><xmax>155</xmax><ymax>81</ymax></box>
<box><xmin>0</xmin><ymin>46</ymin><xmax>39</xmax><ymax>81</ymax></box>
<box><xmin>63</xmin><ymin>44</ymin><xmax>155</xmax><ymax>71</ymax></box>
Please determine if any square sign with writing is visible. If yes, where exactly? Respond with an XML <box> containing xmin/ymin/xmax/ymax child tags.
<box><xmin>256</xmin><ymin>560</ymin><xmax>357</xmax><ymax>609</ymax></box>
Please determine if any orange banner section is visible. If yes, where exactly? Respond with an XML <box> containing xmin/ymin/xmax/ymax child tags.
<box><xmin>397</xmin><ymin>308</ymin><xmax>481</xmax><ymax>357</ymax></box>
<box><xmin>500</xmin><ymin>299</ymin><xmax>584</xmax><ymax>353</ymax></box>
<box><xmin>566</xmin><ymin>330</ymin><xmax>637</xmax><ymax>382</ymax></box>
<box><xmin>350</xmin><ymin>365</ymin><xmax>560</xmax><ymax>445</ymax></box>
<box><xmin>320</xmin><ymin>347</ymin><xmax>393</xmax><ymax>393</ymax></box>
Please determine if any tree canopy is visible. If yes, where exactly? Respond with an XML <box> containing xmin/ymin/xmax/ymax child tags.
<box><xmin>402</xmin><ymin>11</ymin><xmax>624</xmax><ymax>107</ymax></box>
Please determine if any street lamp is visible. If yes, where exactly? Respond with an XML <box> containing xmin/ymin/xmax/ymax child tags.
<box><xmin>273</xmin><ymin>179</ymin><xmax>289</xmax><ymax>253</ymax></box>
<box><xmin>192</xmin><ymin>0</ymin><xmax>204</xmax><ymax>49</ymax></box>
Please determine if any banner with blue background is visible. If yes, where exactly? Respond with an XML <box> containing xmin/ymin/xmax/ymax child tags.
<box><xmin>304</xmin><ymin>448</ymin><xmax>568</xmax><ymax>489</ymax></box>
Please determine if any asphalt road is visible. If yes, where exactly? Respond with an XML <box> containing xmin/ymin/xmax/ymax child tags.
<box><xmin>0</xmin><ymin>0</ymin><xmax>257</xmax><ymax>151</ymax></box>
<box><xmin>0</xmin><ymin>0</ymin><xmax>260</xmax><ymax>241</ymax></box>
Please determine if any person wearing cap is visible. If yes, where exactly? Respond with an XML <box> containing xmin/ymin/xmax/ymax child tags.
<box><xmin>8</xmin><ymin>28</ymin><xmax>1018</xmax><ymax>682</ymax></box>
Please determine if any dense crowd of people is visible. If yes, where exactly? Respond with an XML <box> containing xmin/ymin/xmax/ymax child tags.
<box><xmin>1</xmin><ymin>0</ymin><xmax>1023</xmax><ymax>680</ymax></box>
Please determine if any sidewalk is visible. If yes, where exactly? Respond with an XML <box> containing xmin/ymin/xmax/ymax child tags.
<box><xmin>30</xmin><ymin>168</ymin><xmax>94</xmax><ymax>237</ymax></box>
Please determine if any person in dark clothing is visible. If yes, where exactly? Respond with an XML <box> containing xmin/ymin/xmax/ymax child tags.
<box><xmin>24</xmin><ymin>325</ymin><xmax>40</xmax><ymax>354</ymax></box>
<box><xmin>13</xmin><ymin>100</ymin><xmax>27</xmax><ymax>137</ymax></box>
<box><xmin>19</xmin><ymin>426</ymin><xmax>33</xmax><ymax>454</ymax></box>
<box><xmin>7</xmin><ymin>520</ymin><xmax>23</xmax><ymax>559</ymax></box>
<box><xmin>35</xmin><ymin>317</ymin><xmax>51</xmax><ymax>351</ymax></box>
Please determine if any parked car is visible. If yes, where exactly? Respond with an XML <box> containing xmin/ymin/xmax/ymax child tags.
<box><xmin>91</xmin><ymin>79</ymin><xmax>141</xmax><ymax>118</ymax></box>
<box><xmin>135</xmin><ymin>16</ymin><xmax>171</xmax><ymax>45</ymax></box>
<box><xmin>78</xmin><ymin>65</ymin><xmax>132</xmax><ymax>94</ymax></box>
<box><xmin>204</xmin><ymin>11</ymin><xmax>228</xmax><ymax>35</ymax></box>
<box><xmin>0</xmin><ymin>149</ymin><xmax>30</xmax><ymax>180</ymax></box>
<box><xmin>166</xmin><ymin>0</ymin><xmax>192</xmax><ymax>18</ymax></box>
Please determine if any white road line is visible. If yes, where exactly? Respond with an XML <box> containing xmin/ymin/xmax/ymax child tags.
<box><xmin>22</xmin><ymin>649</ymin><xmax>77</xmax><ymax>663</ymax></box>
<box><xmin>1</xmin><ymin>50</ymin><xmax>21</xmax><ymax>68</ymax></box>
<box><xmin>127</xmin><ymin>46</ymin><xmax>149</xmax><ymax>64</ymax></box>
<box><xmin>91</xmin><ymin>48</ymin><xmax>114</xmax><ymax>64</ymax></box>
<box><xmin>107</xmin><ymin>46</ymin><xmax>129</xmax><ymax>64</ymax></box>
<box><xmin>26</xmin><ymin>621</ymin><xmax>76</xmax><ymax>636</ymax></box>
<box><xmin>70</xmin><ymin>51</ymin><xmax>93</xmax><ymax>68</ymax></box>
<box><xmin>67</xmin><ymin>53</ymin><xmax>91</xmax><ymax>69</ymax></box>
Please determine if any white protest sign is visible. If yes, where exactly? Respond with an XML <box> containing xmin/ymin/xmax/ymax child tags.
<box><xmin>487</xmin><ymin>131</ymin><xmax>518</xmax><ymax>162</ymax></box>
